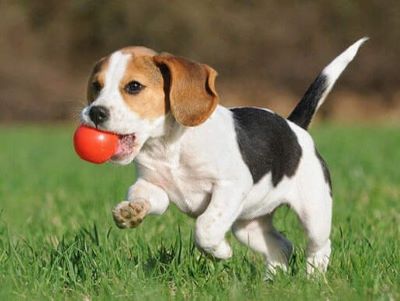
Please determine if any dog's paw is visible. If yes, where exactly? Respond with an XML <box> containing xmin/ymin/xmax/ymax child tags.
<box><xmin>112</xmin><ymin>199</ymin><xmax>150</xmax><ymax>229</ymax></box>
<box><xmin>198</xmin><ymin>239</ymin><xmax>233</xmax><ymax>260</ymax></box>
<box><xmin>211</xmin><ymin>239</ymin><xmax>233</xmax><ymax>260</ymax></box>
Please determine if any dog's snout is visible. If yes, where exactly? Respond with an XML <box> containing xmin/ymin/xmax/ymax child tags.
<box><xmin>89</xmin><ymin>106</ymin><xmax>110</xmax><ymax>125</ymax></box>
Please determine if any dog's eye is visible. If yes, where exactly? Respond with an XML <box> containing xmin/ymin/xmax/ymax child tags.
<box><xmin>124</xmin><ymin>81</ymin><xmax>144</xmax><ymax>95</ymax></box>
<box><xmin>92</xmin><ymin>81</ymin><xmax>102</xmax><ymax>93</ymax></box>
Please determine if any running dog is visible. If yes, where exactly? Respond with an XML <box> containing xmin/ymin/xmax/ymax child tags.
<box><xmin>80</xmin><ymin>38</ymin><xmax>367</xmax><ymax>274</ymax></box>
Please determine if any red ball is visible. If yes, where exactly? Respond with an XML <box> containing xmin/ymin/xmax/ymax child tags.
<box><xmin>73</xmin><ymin>125</ymin><xmax>119</xmax><ymax>164</ymax></box>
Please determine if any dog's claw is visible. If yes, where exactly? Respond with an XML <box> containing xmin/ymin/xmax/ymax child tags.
<box><xmin>112</xmin><ymin>200</ymin><xmax>149</xmax><ymax>229</ymax></box>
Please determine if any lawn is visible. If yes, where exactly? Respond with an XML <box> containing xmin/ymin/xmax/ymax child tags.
<box><xmin>0</xmin><ymin>124</ymin><xmax>399</xmax><ymax>300</ymax></box>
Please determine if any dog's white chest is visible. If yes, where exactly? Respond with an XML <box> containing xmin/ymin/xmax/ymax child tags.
<box><xmin>136</xmin><ymin>144</ymin><xmax>213</xmax><ymax>217</ymax></box>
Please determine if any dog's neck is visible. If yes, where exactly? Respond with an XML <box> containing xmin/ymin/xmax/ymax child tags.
<box><xmin>136</xmin><ymin>113</ymin><xmax>188</xmax><ymax>166</ymax></box>
<box><xmin>135</xmin><ymin>105</ymin><xmax>227</xmax><ymax>169</ymax></box>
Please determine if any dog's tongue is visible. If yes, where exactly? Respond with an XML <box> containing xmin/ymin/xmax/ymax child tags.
<box><xmin>113</xmin><ymin>134</ymin><xmax>136</xmax><ymax>158</ymax></box>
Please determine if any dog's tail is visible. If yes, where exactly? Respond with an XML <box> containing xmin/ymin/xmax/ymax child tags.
<box><xmin>288</xmin><ymin>37</ymin><xmax>368</xmax><ymax>129</ymax></box>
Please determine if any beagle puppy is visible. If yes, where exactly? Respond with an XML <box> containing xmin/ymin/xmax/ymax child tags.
<box><xmin>80</xmin><ymin>39</ymin><xmax>367</xmax><ymax>274</ymax></box>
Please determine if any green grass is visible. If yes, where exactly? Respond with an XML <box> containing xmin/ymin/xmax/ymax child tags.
<box><xmin>0</xmin><ymin>124</ymin><xmax>399</xmax><ymax>300</ymax></box>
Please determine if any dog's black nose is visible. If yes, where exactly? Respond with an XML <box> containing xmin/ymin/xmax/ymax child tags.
<box><xmin>89</xmin><ymin>106</ymin><xmax>109</xmax><ymax>125</ymax></box>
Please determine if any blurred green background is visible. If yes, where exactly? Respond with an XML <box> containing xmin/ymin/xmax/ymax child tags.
<box><xmin>1</xmin><ymin>0</ymin><xmax>399</xmax><ymax>123</ymax></box>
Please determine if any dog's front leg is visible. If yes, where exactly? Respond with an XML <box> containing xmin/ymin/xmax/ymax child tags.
<box><xmin>195</xmin><ymin>183</ymin><xmax>247</xmax><ymax>259</ymax></box>
<box><xmin>112</xmin><ymin>178</ymin><xmax>169</xmax><ymax>229</ymax></box>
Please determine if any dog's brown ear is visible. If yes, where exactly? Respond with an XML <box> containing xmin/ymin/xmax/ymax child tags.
<box><xmin>153</xmin><ymin>54</ymin><xmax>218</xmax><ymax>126</ymax></box>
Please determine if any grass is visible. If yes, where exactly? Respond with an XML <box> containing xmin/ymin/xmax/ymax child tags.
<box><xmin>0</xmin><ymin>124</ymin><xmax>399</xmax><ymax>300</ymax></box>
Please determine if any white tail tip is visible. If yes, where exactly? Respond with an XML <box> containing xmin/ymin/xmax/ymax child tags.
<box><xmin>323</xmin><ymin>37</ymin><xmax>368</xmax><ymax>78</ymax></box>
<box><xmin>344</xmin><ymin>37</ymin><xmax>369</xmax><ymax>61</ymax></box>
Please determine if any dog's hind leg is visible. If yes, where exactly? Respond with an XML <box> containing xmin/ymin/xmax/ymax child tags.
<box><xmin>232</xmin><ymin>215</ymin><xmax>293</xmax><ymax>275</ymax></box>
<box><xmin>292</xmin><ymin>188</ymin><xmax>332</xmax><ymax>274</ymax></box>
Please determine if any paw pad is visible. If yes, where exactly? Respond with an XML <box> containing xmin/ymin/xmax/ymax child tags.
<box><xmin>112</xmin><ymin>200</ymin><xmax>149</xmax><ymax>229</ymax></box>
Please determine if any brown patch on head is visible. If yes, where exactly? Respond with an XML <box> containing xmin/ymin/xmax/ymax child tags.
<box><xmin>87</xmin><ymin>56</ymin><xmax>109</xmax><ymax>103</ymax></box>
<box><xmin>87</xmin><ymin>46</ymin><xmax>218</xmax><ymax>125</ymax></box>
<box><xmin>153</xmin><ymin>54</ymin><xmax>219</xmax><ymax>126</ymax></box>
<box><xmin>120</xmin><ymin>54</ymin><xmax>169</xmax><ymax>120</ymax></box>
<box><xmin>121</xmin><ymin>46</ymin><xmax>158</xmax><ymax>57</ymax></box>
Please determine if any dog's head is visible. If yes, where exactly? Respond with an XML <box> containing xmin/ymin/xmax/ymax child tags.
<box><xmin>80</xmin><ymin>46</ymin><xmax>218</xmax><ymax>165</ymax></box>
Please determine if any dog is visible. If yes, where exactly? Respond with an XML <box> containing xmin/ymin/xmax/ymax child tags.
<box><xmin>80</xmin><ymin>38</ymin><xmax>367</xmax><ymax>274</ymax></box>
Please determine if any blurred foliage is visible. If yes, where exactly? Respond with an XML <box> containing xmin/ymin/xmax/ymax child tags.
<box><xmin>0</xmin><ymin>0</ymin><xmax>399</xmax><ymax>121</ymax></box>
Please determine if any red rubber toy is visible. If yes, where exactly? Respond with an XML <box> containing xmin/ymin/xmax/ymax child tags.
<box><xmin>73</xmin><ymin>125</ymin><xmax>118</xmax><ymax>164</ymax></box>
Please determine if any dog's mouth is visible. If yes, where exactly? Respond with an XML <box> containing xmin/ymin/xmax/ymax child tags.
<box><xmin>111</xmin><ymin>133</ymin><xmax>137</xmax><ymax>161</ymax></box>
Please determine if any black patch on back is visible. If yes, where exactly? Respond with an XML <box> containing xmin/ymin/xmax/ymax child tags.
<box><xmin>231</xmin><ymin>107</ymin><xmax>302</xmax><ymax>186</ymax></box>
<box><xmin>315</xmin><ymin>148</ymin><xmax>332</xmax><ymax>195</ymax></box>
<box><xmin>288</xmin><ymin>73</ymin><xmax>328</xmax><ymax>129</ymax></box>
